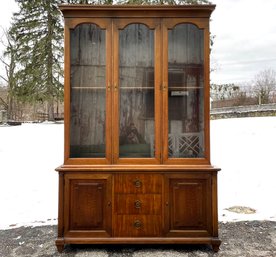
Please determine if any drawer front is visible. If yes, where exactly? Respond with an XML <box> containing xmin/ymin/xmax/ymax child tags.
<box><xmin>115</xmin><ymin>194</ymin><xmax>162</xmax><ymax>214</ymax></box>
<box><xmin>114</xmin><ymin>174</ymin><xmax>162</xmax><ymax>193</ymax></box>
<box><xmin>113</xmin><ymin>215</ymin><xmax>162</xmax><ymax>237</ymax></box>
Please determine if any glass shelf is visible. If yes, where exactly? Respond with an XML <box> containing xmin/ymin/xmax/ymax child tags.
<box><xmin>71</xmin><ymin>87</ymin><xmax>106</xmax><ymax>89</ymax></box>
<box><xmin>71</xmin><ymin>64</ymin><xmax>106</xmax><ymax>67</ymax></box>
<box><xmin>169</xmin><ymin>87</ymin><xmax>203</xmax><ymax>90</ymax></box>
<box><xmin>120</xmin><ymin>87</ymin><xmax>154</xmax><ymax>89</ymax></box>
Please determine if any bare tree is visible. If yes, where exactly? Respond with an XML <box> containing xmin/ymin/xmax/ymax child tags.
<box><xmin>210</xmin><ymin>83</ymin><xmax>240</xmax><ymax>101</ymax></box>
<box><xmin>0</xmin><ymin>26</ymin><xmax>17</xmax><ymax>120</ymax></box>
<box><xmin>253</xmin><ymin>69</ymin><xmax>276</xmax><ymax>105</ymax></box>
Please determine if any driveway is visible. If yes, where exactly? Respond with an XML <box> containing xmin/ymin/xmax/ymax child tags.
<box><xmin>1</xmin><ymin>221</ymin><xmax>276</xmax><ymax>257</ymax></box>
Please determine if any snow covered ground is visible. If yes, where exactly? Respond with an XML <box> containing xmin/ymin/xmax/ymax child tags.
<box><xmin>0</xmin><ymin>122</ymin><xmax>63</xmax><ymax>230</ymax></box>
<box><xmin>0</xmin><ymin>116</ymin><xmax>276</xmax><ymax>230</ymax></box>
<box><xmin>211</xmin><ymin>116</ymin><xmax>276</xmax><ymax>223</ymax></box>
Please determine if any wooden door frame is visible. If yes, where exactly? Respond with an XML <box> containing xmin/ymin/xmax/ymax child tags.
<box><xmin>112</xmin><ymin>18</ymin><xmax>162</xmax><ymax>164</ymax></box>
<box><xmin>161</xmin><ymin>18</ymin><xmax>211</xmax><ymax>165</ymax></box>
<box><xmin>63</xmin><ymin>18</ymin><xmax>113</xmax><ymax>165</ymax></box>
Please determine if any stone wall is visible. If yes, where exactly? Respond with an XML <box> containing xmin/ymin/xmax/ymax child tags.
<box><xmin>211</xmin><ymin>104</ymin><xmax>276</xmax><ymax>119</ymax></box>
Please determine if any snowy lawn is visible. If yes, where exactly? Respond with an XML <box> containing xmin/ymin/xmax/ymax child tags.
<box><xmin>0</xmin><ymin>122</ymin><xmax>63</xmax><ymax>229</ymax></box>
<box><xmin>0</xmin><ymin>116</ymin><xmax>276</xmax><ymax>229</ymax></box>
<box><xmin>211</xmin><ymin>116</ymin><xmax>276</xmax><ymax>222</ymax></box>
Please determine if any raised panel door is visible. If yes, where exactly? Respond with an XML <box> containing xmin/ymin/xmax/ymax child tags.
<box><xmin>64</xmin><ymin>174</ymin><xmax>112</xmax><ymax>237</ymax></box>
<box><xmin>165</xmin><ymin>174</ymin><xmax>212</xmax><ymax>237</ymax></box>
<box><xmin>70</xmin><ymin>180</ymin><xmax>104</xmax><ymax>230</ymax></box>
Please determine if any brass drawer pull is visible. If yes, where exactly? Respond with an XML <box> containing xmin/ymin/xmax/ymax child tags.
<box><xmin>134</xmin><ymin>200</ymin><xmax>142</xmax><ymax>209</ymax></box>
<box><xmin>133</xmin><ymin>220</ymin><xmax>142</xmax><ymax>229</ymax></box>
<box><xmin>133</xmin><ymin>179</ymin><xmax>142</xmax><ymax>188</ymax></box>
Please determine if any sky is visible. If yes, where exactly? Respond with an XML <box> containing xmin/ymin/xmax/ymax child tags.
<box><xmin>0</xmin><ymin>0</ymin><xmax>276</xmax><ymax>85</ymax></box>
<box><xmin>210</xmin><ymin>0</ymin><xmax>276</xmax><ymax>84</ymax></box>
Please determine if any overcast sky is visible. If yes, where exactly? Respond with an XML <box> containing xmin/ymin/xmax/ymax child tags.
<box><xmin>210</xmin><ymin>0</ymin><xmax>276</xmax><ymax>84</ymax></box>
<box><xmin>0</xmin><ymin>0</ymin><xmax>276</xmax><ymax>85</ymax></box>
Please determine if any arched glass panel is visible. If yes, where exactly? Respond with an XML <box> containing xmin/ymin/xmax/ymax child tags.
<box><xmin>168</xmin><ymin>23</ymin><xmax>204</xmax><ymax>158</ymax></box>
<box><xmin>70</xmin><ymin>24</ymin><xmax>106</xmax><ymax>158</ymax></box>
<box><xmin>119</xmin><ymin>24</ymin><xmax>155</xmax><ymax>158</ymax></box>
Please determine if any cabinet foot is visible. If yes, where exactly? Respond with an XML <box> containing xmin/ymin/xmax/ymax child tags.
<box><xmin>56</xmin><ymin>239</ymin><xmax>65</xmax><ymax>253</ymax></box>
<box><xmin>211</xmin><ymin>238</ymin><xmax>221</xmax><ymax>252</ymax></box>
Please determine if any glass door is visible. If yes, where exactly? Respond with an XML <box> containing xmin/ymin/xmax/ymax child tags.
<box><xmin>162</xmin><ymin>20</ymin><xmax>209</xmax><ymax>164</ymax></box>
<box><xmin>67</xmin><ymin>20</ymin><xmax>112</xmax><ymax>164</ymax></box>
<box><xmin>113</xmin><ymin>19</ymin><xmax>161</xmax><ymax>164</ymax></box>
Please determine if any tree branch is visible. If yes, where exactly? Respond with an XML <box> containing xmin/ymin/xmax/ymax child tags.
<box><xmin>0</xmin><ymin>74</ymin><xmax>8</xmax><ymax>83</ymax></box>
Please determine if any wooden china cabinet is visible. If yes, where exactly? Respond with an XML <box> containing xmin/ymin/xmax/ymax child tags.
<box><xmin>56</xmin><ymin>4</ymin><xmax>221</xmax><ymax>252</ymax></box>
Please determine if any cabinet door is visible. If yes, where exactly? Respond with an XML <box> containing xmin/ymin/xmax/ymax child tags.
<box><xmin>113</xmin><ymin>19</ymin><xmax>161</xmax><ymax>164</ymax></box>
<box><xmin>165</xmin><ymin>174</ymin><xmax>212</xmax><ymax>237</ymax></box>
<box><xmin>64</xmin><ymin>174</ymin><xmax>112</xmax><ymax>237</ymax></box>
<box><xmin>65</xmin><ymin>19</ymin><xmax>112</xmax><ymax>164</ymax></box>
<box><xmin>162</xmin><ymin>19</ymin><xmax>210</xmax><ymax>165</ymax></box>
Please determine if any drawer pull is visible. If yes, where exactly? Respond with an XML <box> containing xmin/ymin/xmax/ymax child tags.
<box><xmin>133</xmin><ymin>220</ymin><xmax>142</xmax><ymax>229</ymax></box>
<box><xmin>133</xmin><ymin>179</ymin><xmax>142</xmax><ymax>188</ymax></box>
<box><xmin>134</xmin><ymin>200</ymin><xmax>142</xmax><ymax>209</ymax></box>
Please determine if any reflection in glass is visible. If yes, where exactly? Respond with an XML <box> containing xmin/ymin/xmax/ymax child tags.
<box><xmin>70</xmin><ymin>24</ymin><xmax>106</xmax><ymax>158</ymax></box>
<box><xmin>119</xmin><ymin>24</ymin><xmax>154</xmax><ymax>158</ymax></box>
<box><xmin>168</xmin><ymin>24</ymin><xmax>204</xmax><ymax>158</ymax></box>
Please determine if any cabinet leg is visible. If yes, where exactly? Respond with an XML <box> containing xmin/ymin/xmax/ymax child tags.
<box><xmin>56</xmin><ymin>239</ymin><xmax>65</xmax><ymax>253</ymax></box>
<box><xmin>211</xmin><ymin>238</ymin><xmax>221</xmax><ymax>252</ymax></box>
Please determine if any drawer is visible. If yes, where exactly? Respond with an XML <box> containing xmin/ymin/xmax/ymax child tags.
<box><xmin>115</xmin><ymin>194</ymin><xmax>161</xmax><ymax>214</ymax></box>
<box><xmin>113</xmin><ymin>215</ymin><xmax>162</xmax><ymax>237</ymax></box>
<box><xmin>114</xmin><ymin>174</ymin><xmax>162</xmax><ymax>193</ymax></box>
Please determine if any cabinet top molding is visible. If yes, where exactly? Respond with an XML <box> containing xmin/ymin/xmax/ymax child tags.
<box><xmin>59</xmin><ymin>5</ymin><xmax>216</xmax><ymax>18</ymax></box>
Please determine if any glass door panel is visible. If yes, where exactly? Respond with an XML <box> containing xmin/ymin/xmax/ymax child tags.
<box><xmin>70</xmin><ymin>24</ymin><xmax>106</xmax><ymax>158</ymax></box>
<box><xmin>168</xmin><ymin>24</ymin><xmax>205</xmax><ymax>158</ymax></box>
<box><xmin>119</xmin><ymin>24</ymin><xmax>155</xmax><ymax>158</ymax></box>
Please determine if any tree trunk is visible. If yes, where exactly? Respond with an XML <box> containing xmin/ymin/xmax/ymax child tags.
<box><xmin>46</xmin><ymin>2</ymin><xmax>55</xmax><ymax>121</ymax></box>
<box><xmin>47</xmin><ymin>97</ymin><xmax>55</xmax><ymax>121</ymax></box>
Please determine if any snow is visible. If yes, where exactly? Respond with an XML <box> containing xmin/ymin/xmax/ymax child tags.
<box><xmin>211</xmin><ymin>117</ymin><xmax>276</xmax><ymax>223</ymax></box>
<box><xmin>0</xmin><ymin>117</ymin><xmax>276</xmax><ymax>230</ymax></box>
<box><xmin>0</xmin><ymin>122</ymin><xmax>63</xmax><ymax>229</ymax></box>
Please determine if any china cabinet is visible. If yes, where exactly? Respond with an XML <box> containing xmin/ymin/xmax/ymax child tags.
<box><xmin>56</xmin><ymin>5</ymin><xmax>221</xmax><ymax>252</ymax></box>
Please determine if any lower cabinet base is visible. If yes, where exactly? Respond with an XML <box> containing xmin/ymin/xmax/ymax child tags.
<box><xmin>56</xmin><ymin>168</ymin><xmax>221</xmax><ymax>253</ymax></box>
<box><xmin>56</xmin><ymin>237</ymin><xmax>221</xmax><ymax>253</ymax></box>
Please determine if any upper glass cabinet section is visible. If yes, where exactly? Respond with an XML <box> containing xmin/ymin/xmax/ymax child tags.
<box><xmin>167</xmin><ymin>23</ymin><xmax>205</xmax><ymax>158</ymax></box>
<box><xmin>70</xmin><ymin>24</ymin><xmax>106</xmax><ymax>158</ymax></box>
<box><xmin>61</xmin><ymin>6</ymin><xmax>214</xmax><ymax>164</ymax></box>
<box><xmin>119</xmin><ymin>24</ymin><xmax>155</xmax><ymax>158</ymax></box>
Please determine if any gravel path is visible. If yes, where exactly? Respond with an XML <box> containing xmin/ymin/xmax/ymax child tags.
<box><xmin>1</xmin><ymin>221</ymin><xmax>276</xmax><ymax>257</ymax></box>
